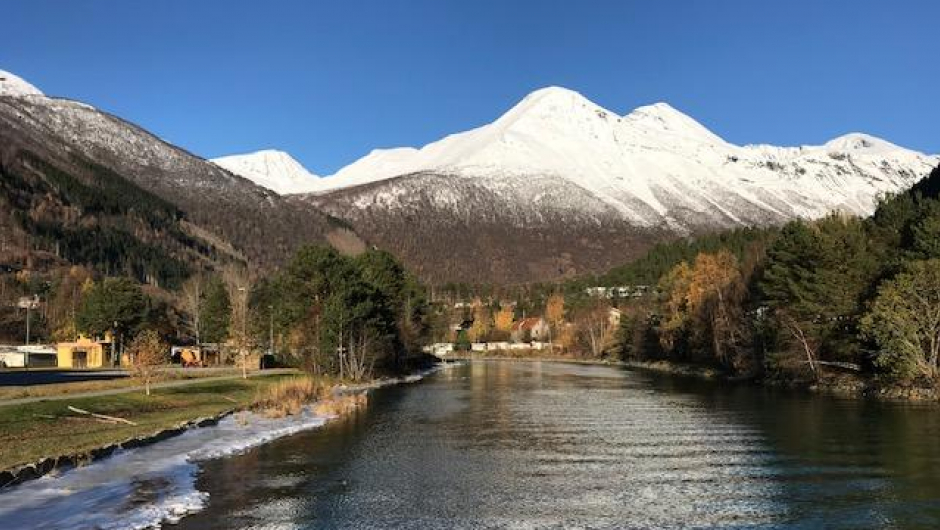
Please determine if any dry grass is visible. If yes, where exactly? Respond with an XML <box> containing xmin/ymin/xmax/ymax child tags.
<box><xmin>0</xmin><ymin>375</ymin><xmax>294</xmax><ymax>471</ymax></box>
<box><xmin>251</xmin><ymin>376</ymin><xmax>369</xmax><ymax>419</ymax></box>
<box><xmin>313</xmin><ymin>393</ymin><xmax>368</xmax><ymax>417</ymax></box>
<box><xmin>252</xmin><ymin>376</ymin><xmax>330</xmax><ymax>418</ymax></box>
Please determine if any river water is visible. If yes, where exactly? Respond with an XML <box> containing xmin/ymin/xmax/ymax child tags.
<box><xmin>4</xmin><ymin>360</ymin><xmax>940</xmax><ymax>529</ymax></box>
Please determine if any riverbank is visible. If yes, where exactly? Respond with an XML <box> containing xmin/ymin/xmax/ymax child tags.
<box><xmin>445</xmin><ymin>352</ymin><xmax>722</xmax><ymax>376</ymax></box>
<box><xmin>0</xmin><ymin>374</ymin><xmax>300</xmax><ymax>484</ymax></box>
<box><xmin>0</xmin><ymin>360</ymin><xmax>442</xmax><ymax>488</ymax></box>
<box><xmin>448</xmin><ymin>352</ymin><xmax>940</xmax><ymax>403</ymax></box>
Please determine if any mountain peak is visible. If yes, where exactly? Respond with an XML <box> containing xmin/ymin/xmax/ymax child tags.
<box><xmin>520</xmin><ymin>85</ymin><xmax>591</xmax><ymax>104</ymax></box>
<box><xmin>514</xmin><ymin>86</ymin><xmax>597</xmax><ymax>110</ymax></box>
<box><xmin>487</xmin><ymin>86</ymin><xmax>621</xmax><ymax>140</ymax></box>
<box><xmin>824</xmin><ymin>133</ymin><xmax>902</xmax><ymax>154</ymax></box>
<box><xmin>623</xmin><ymin>101</ymin><xmax>723</xmax><ymax>143</ymax></box>
<box><xmin>212</xmin><ymin>150</ymin><xmax>322</xmax><ymax>195</ymax></box>
<box><xmin>0</xmin><ymin>69</ymin><xmax>44</xmax><ymax>97</ymax></box>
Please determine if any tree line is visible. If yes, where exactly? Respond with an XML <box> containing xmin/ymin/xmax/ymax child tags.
<box><xmin>615</xmin><ymin>165</ymin><xmax>940</xmax><ymax>387</ymax></box>
<box><xmin>53</xmin><ymin>245</ymin><xmax>429</xmax><ymax>379</ymax></box>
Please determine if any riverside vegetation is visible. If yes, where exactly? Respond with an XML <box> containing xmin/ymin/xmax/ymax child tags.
<box><xmin>0</xmin><ymin>242</ymin><xmax>431</xmax><ymax>475</ymax></box>
<box><xmin>0</xmin><ymin>374</ymin><xmax>373</xmax><ymax>475</ymax></box>
<box><xmin>610</xmin><ymin>165</ymin><xmax>940</xmax><ymax>394</ymax></box>
<box><xmin>447</xmin><ymin>165</ymin><xmax>940</xmax><ymax>398</ymax></box>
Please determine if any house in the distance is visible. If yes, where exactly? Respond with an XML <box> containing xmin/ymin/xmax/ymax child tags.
<box><xmin>56</xmin><ymin>335</ymin><xmax>116</xmax><ymax>369</ymax></box>
<box><xmin>510</xmin><ymin>317</ymin><xmax>550</xmax><ymax>343</ymax></box>
<box><xmin>584</xmin><ymin>286</ymin><xmax>650</xmax><ymax>299</ymax></box>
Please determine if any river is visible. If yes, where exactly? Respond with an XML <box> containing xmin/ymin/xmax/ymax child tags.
<box><xmin>4</xmin><ymin>360</ymin><xmax>940</xmax><ymax>529</ymax></box>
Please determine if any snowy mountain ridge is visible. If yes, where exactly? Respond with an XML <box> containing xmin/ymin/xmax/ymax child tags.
<box><xmin>4</xmin><ymin>67</ymin><xmax>937</xmax><ymax>282</ymax></box>
<box><xmin>288</xmin><ymin>87</ymin><xmax>938</xmax><ymax>282</ymax></box>
<box><xmin>0</xmin><ymin>69</ymin><xmax>44</xmax><ymax>97</ymax></box>
<box><xmin>0</xmin><ymin>69</ymin><xmax>364</xmax><ymax>271</ymax></box>
<box><xmin>212</xmin><ymin>150</ymin><xmax>321</xmax><ymax>194</ymax></box>
<box><xmin>230</xmin><ymin>86</ymin><xmax>936</xmax><ymax>233</ymax></box>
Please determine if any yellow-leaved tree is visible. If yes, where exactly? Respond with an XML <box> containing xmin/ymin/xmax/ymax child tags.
<box><xmin>468</xmin><ymin>301</ymin><xmax>491</xmax><ymax>342</ymax></box>
<box><xmin>657</xmin><ymin>250</ymin><xmax>746</xmax><ymax>367</ymax></box>
<box><xmin>127</xmin><ymin>330</ymin><xmax>167</xmax><ymax>396</ymax></box>
<box><xmin>495</xmin><ymin>305</ymin><xmax>514</xmax><ymax>332</ymax></box>
<box><xmin>545</xmin><ymin>293</ymin><xmax>565</xmax><ymax>327</ymax></box>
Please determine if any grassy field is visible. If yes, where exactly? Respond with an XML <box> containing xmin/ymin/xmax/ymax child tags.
<box><xmin>0</xmin><ymin>374</ymin><xmax>299</xmax><ymax>472</ymax></box>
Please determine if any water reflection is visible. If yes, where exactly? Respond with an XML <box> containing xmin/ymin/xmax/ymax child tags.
<box><xmin>176</xmin><ymin>361</ymin><xmax>940</xmax><ymax>529</ymax></box>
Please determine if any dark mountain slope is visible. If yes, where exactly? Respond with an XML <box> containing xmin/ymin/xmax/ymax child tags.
<box><xmin>0</xmin><ymin>95</ymin><xmax>364</xmax><ymax>271</ymax></box>
<box><xmin>299</xmin><ymin>172</ymin><xmax>670</xmax><ymax>284</ymax></box>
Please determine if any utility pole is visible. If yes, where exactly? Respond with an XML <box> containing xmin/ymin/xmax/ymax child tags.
<box><xmin>17</xmin><ymin>296</ymin><xmax>38</xmax><ymax>369</ymax></box>
<box><xmin>239</xmin><ymin>287</ymin><xmax>248</xmax><ymax>379</ymax></box>
<box><xmin>113</xmin><ymin>321</ymin><xmax>118</xmax><ymax>367</ymax></box>
<box><xmin>268</xmin><ymin>304</ymin><xmax>274</xmax><ymax>370</ymax></box>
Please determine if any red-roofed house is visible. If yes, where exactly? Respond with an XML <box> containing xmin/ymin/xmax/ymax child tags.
<box><xmin>510</xmin><ymin>317</ymin><xmax>550</xmax><ymax>343</ymax></box>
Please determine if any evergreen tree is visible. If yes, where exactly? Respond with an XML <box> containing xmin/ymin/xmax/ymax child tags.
<box><xmin>862</xmin><ymin>259</ymin><xmax>940</xmax><ymax>382</ymax></box>
<box><xmin>760</xmin><ymin>215</ymin><xmax>881</xmax><ymax>363</ymax></box>
<box><xmin>200</xmin><ymin>276</ymin><xmax>231</xmax><ymax>344</ymax></box>
<box><xmin>76</xmin><ymin>276</ymin><xmax>147</xmax><ymax>341</ymax></box>
<box><xmin>356</xmin><ymin>250</ymin><xmax>407</xmax><ymax>310</ymax></box>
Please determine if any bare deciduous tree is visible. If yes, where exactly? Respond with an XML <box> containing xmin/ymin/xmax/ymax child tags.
<box><xmin>127</xmin><ymin>330</ymin><xmax>167</xmax><ymax>396</ymax></box>
<box><xmin>343</xmin><ymin>332</ymin><xmax>375</xmax><ymax>382</ymax></box>
<box><xmin>181</xmin><ymin>272</ymin><xmax>204</xmax><ymax>345</ymax></box>
<box><xmin>575</xmin><ymin>301</ymin><xmax>615</xmax><ymax>358</ymax></box>
<box><xmin>223</xmin><ymin>265</ymin><xmax>253</xmax><ymax>379</ymax></box>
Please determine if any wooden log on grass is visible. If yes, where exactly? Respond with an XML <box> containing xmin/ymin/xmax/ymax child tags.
<box><xmin>67</xmin><ymin>406</ymin><xmax>138</xmax><ymax>426</ymax></box>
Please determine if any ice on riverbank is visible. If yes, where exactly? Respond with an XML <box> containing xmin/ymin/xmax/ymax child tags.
<box><xmin>0</xmin><ymin>364</ymin><xmax>443</xmax><ymax>530</ymax></box>
<box><xmin>0</xmin><ymin>407</ymin><xmax>328</xmax><ymax>530</ymax></box>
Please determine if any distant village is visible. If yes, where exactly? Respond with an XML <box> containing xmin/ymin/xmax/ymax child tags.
<box><xmin>1</xmin><ymin>284</ymin><xmax>645</xmax><ymax>370</ymax></box>
<box><xmin>424</xmin><ymin>287</ymin><xmax>636</xmax><ymax>359</ymax></box>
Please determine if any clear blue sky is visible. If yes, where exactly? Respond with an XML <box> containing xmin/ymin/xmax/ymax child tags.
<box><xmin>3</xmin><ymin>0</ymin><xmax>937</xmax><ymax>174</ymax></box>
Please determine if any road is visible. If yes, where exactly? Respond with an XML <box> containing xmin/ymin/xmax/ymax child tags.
<box><xmin>0</xmin><ymin>366</ymin><xmax>276</xmax><ymax>387</ymax></box>
<box><xmin>0</xmin><ymin>368</ymin><xmax>299</xmax><ymax>407</ymax></box>
<box><xmin>0</xmin><ymin>369</ymin><xmax>128</xmax><ymax>387</ymax></box>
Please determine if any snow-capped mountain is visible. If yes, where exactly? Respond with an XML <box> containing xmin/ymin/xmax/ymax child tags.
<box><xmin>0</xmin><ymin>69</ymin><xmax>364</xmax><ymax>271</ymax></box>
<box><xmin>0</xmin><ymin>70</ymin><xmax>43</xmax><ymax>97</ymax></box>
<box><xmin>212</xmin><ymin>150</ymin><xmax>322</xmax><ymax>194</ymax></box>
<box><xmin>304</xmin><ymin>87</ymin><xmax>936</xmax><ymax>229</ymax></box>
<box><xmin>4</xmin><ymin>65</ymin><xmax>936</xmax><ymax>284</ymax></box>
<box><xmin>290</xmin><ymin>87</ymin><xmax>937</xmax><ymax>283</ymax></box>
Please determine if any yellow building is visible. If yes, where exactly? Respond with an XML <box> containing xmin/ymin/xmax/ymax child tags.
<box><xmin>56</xmin><ymin>335</ymin><xmax>115</xmax><ymax>369</ymax></box>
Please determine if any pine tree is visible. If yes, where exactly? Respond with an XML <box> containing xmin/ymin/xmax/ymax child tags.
<box><xmin>200</xmin><ymin>276</ymin><xmax>231</xmax><ymax>344</ymax></box>
<box><xmin>75</xmin><ymin>277</ymin><xmax>147</xmax><ymax>339</ymax></box>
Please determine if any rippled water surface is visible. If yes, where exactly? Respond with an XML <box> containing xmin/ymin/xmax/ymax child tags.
<box><xmin>171</xmin><ymin>361</ymin><xmax>940</xmax><ymax>529</ymax></box>
<box><xmin>4</xmin><ymin>360</ymin><xmax>940</xmax><ymax>529</ymax></box>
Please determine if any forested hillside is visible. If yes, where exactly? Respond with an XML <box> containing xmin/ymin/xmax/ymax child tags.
<box><xmin>0</xmin><ymin>88</ymin><xmax>365</xmax><ymax>345</ymax></box>
<box><xmin>613</xmin><ymin>164</ymin><xmax>940</xmax><ymax>391</ymax></box>
<box><xmin>0</xmin><ymin>95</ymin><xmax>365</xmax><ymax>272</ymax></box>
<box><xmin>0</xmin><ymin>139</ymin><xmax>235</xmax><ymax>342</ymax></box>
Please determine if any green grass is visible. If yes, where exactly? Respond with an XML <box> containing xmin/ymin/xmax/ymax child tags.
<box><xmin>0</xmin><ymin>375</ymin><xmax>293</xmax><ymax>472</ymax></box>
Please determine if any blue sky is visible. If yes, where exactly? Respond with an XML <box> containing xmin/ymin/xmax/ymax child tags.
<box><xmin>3</xmin><ymin>1</ymin><xmax>937</xmax><ymax>174</ymax></box>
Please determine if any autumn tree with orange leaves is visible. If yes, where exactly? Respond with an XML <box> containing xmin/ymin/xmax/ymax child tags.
<box><xmin>491</xmin><ymin>304</ymin><xmax>515</xmax><ymax>341</ymax></box>
<box><xmin>467</xmin><ymin>300</ymin><xmax>491</xmax><ymax>342</ymax></box>
<box><xmin>657</xmin><ymin>249</ymin><xmax>750</xmax><ymax>369</ymax></box>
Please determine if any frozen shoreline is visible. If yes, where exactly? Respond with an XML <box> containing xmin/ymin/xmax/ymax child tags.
<box><xmin>0</xmin><ymin>364</ymin><xmax>444</xmax><ymax>530</ymax></box>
